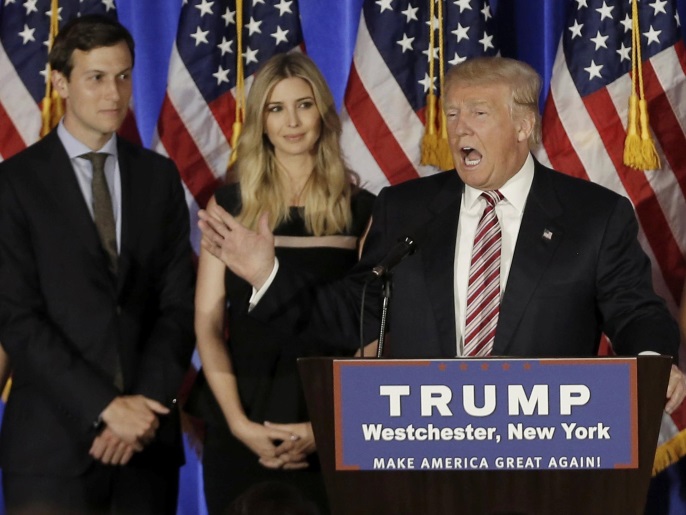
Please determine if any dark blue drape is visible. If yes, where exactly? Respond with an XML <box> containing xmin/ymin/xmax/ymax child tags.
<box><xmin>118</xmin><ymin>0</ymin><xmax>686</xmax><ymax>147</ymax></box>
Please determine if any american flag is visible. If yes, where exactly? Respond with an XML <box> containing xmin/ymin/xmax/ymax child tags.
<box><xmin>340</xmin><ymin>0</ymin><xmax>499</xmax><ymax>194</ymax></box>
<box><xmin>0</xmin><ymin>0</ymin><xmax>139</xmax><ymax>163</ymax></box>
<box><xmin>537</xmin><ymin>0</ymin><xmax>686</xmax><ymax>468</ymax></box>
<box><xmin>539</xmin><ymin>1</ymin><xmax>685</xmax><ymax>332</ymax></box>
<box><xmin>153</xmin><ymin>0</ymin><xmax>303</xmax><ymax>249</ymax></box>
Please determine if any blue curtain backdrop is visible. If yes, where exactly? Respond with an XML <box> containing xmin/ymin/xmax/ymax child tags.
<box><xmin>114</xmin><ymin>0</ymin><xmax>566</xmax><ymax>148</ymax></box>
<box><xmin>113</xmin><ymin>2</ymin><xmax>686</xmax><ymax>514</ymax></box>
<box><xmin>116</xmin><ymin>0</ymin><xmax>686</xmax><ymax>148</ymax></box>
<box><xmin>2</xmin><ymin>0</ymin><xmax>686</xmax><ymax>513</ymax></box>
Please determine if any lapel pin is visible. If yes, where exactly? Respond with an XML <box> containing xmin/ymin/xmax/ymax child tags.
<box><xmin>542</xmin><ymin>229</ymin><xmax>553</xmax><ymax>241</ymax></box>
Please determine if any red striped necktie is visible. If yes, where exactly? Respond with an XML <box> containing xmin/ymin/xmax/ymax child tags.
<box><xmin>463</xmin><ymin>190</ymin><xmax>504</xmax><ymax>357</ymax></box>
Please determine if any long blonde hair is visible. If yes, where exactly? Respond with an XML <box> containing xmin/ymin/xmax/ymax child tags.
<box><xmin>233</xmin><ymin>52</ymin><xmax>356</xmax><ymax>236</ymax></box>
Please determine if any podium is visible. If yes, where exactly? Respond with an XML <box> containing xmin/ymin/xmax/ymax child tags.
<box><xmin>298</xmin><ymin>356</ymin><xmax>670</xmax><ymax>515</ymax></box>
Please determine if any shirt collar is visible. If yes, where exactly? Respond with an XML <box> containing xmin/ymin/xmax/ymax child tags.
<box><xmin>56</xmin><ymin>120</ymin><xmax>119</xmax><ymax>161</ymax></box>
<box><xmin>463</xmin><ymin>153</ymin><xmax>534</xmax><ymax>214</ymax></box>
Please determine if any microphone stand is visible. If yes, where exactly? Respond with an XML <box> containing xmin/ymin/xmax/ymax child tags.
<box><xmin>376</xmin><ymin>272</ymin><xmax>392</xmax><ymax>358</ymax></box>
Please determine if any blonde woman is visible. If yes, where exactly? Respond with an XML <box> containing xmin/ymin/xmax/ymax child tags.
<box><xmin>190</xmin><ymin>53</ymin><xmax>375</xmax><ymax>514</ymax></box>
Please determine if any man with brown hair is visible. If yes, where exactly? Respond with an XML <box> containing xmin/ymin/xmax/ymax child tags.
<box><xmin>0</xmin><ymin>14</ymin><xmax>195</xmax><ymax>513</ymax></box>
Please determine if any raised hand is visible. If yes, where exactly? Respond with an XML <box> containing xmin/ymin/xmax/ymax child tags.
<box><xmin>198</xmin><ymin>204</ymin><xmax>275</xmax><ymax>290</ymax></box>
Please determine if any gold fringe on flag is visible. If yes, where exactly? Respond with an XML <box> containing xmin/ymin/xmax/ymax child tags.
<box><xmin>420</xmin><ymin>0</ymin><xmax>453</xmax><ymax>171</ymax></box>
<box><xmin>653</xmin><ymin>428</ymin><xmax>686</xmax><ymax>476</ymax></box>
<box><xmin>436</xmin><ymin>107</ymin><xmax>453</xmax><ymax>169</ymax></box>
<box><xmin>228</xmin><ymin>0</ymin><xmax>246</xmax><ymax>170</ymax></box>
<box><xmin>420</xmin><ymin>0</ymin><xmax>439</xmax><ymax>167</ymax></box>
<box><xmin>40</xmin><ymin>0</ymin><xmax>63</xmax><ymax>137</ymax></box>
<box><xmin>623</xmin><ymin>0</ymin><xmax>660</xmax><ymax>170</ymax></box>
<box><xmin>434</xmin><ymin>0</ymin><xmax>453</xmax><ymax>170</ymax></box>
<box><xmin>421</xmin><ymin>93</ymin><xmax>439</xmax><ymax>166</ymax></box>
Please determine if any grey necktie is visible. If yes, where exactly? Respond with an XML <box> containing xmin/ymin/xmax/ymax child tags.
<box><xmin>81</xmin><ymin>152</ymin><xmax>123</xmax><ymax>390</ymax></box>
<box><xmin>81</xmin><ymin>152</ymin><xmax>118</xmax><ymax>276</ymax></box>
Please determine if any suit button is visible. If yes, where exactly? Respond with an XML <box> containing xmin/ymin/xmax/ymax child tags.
<box><xmin>116</xmin><ymin>306</ymin><xmax>122</xmax><ymax>315</ymax></box>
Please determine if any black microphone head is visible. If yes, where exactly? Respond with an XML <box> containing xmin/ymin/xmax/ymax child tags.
<box><xmin>401</xmin><ymin>236</ymin><xmax>417</xmax><ymax>254</ymax></box>
<box><xmin>371</xmin><ymin>235</ymin><xmax>418</xmax><ymax>277</ymax></box>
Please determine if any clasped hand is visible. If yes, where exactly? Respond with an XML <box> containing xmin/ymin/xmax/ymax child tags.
<box><xmin>89</xmin><ymin>395</ymin><xmax>169</xmax><ymax>466</ymax></box>
<box><xmin>232</xmin><ymin>418</ymin><xmax>316</xmax><ymax>470</ymax></box>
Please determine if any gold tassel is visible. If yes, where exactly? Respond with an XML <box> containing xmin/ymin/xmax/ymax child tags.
<box><xmin>420</xmin><ymin>0</ymin><xmax>452</xmax><ymax>171</ymax></box>
<box><xmin>420</xmin><ymin>92</ymin><xmax>439</xmax><ymax>166</ymax></box>
<box><xmin>639</xmin><ymin>98</ymin><xmax>660</xmax><ymax>169</ymax></box>
<box><xmin>435</xmin><ymin>110</ymin><xmax>453</xmax><ymax>170</ymax></box>
<box><xmin>40</xmin><ymin>0</ymin><xmax>62</xmax><ymax>137</ymax></box>
<box><xmin>623</xmin><ymin>94</ymin><xmax>641</xmax><ymax>167</ymax></box>
<box><xmin>229</xmin><ymin>121</ymin><xmax>242</xmax><ymax>165</ymax></box>
<box><xmin>623</xmin><ymin>0</ymin><xmax>661</xmax><ymax>170</ymax></box>
<box><xmin>434</xmin><ymin>0</ymin><xmax>452</xmax><ymax>170</ymax></box>
<box><xmin>228</xmin><ymin>0</ymin><xmax>245</xmax><ymax>170</ymax></box>
<box><xmin>653</xmin><ymin>429</ymin><xmax>686</xmax><ymax>476</ymax></box>
<box><xmin>420</xmin><ymin>0</ymin><xmax>439</xmax><ymax>167</ymax></box>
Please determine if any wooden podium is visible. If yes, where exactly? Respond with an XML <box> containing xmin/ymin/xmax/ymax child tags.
<box><xmin>298</xmin><ymin>356</ymin><xmax>670</xmax><ymax>515</ymax></box>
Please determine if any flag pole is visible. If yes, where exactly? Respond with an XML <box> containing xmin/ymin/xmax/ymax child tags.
<box><xmin>40</xmin><ymin>0</ymin><xmax>63</xmax><ymax>137</ymax></box>
<box><xmin>228</xmin><ymin>0</ymin><xmax>245</xmax><ymax>171</ymax></box>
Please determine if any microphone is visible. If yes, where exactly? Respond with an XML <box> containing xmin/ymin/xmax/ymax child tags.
<box><xmin>370</xmin><ymin>236</ymin><xmax>417</xmax><ymax>278</ymax></box>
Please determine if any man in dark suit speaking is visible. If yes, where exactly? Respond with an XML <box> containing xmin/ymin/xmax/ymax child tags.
<box><xmin>0</xmin><ymin>15</ymin><xmax>195</xmax><ymax>514</ymax></box>
<box><xmin>198</xmin><ymin>56</ymin><xmax>686</xmax><ymax>413</ymax></box>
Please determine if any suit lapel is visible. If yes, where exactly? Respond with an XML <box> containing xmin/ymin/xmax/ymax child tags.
<box><xmin>422</xmin><ymin>173</ymin><xmax>463</xmax><ymax>357</ymax></box>
<box><xmin>42</xmin><ymin>133</ymin><xmax>114</xmax><ymax>274</ymax></box>
<box><xmin>44</xmin><ymin>134</ymin><xmax>92</xmax><ymax>232</ymax></box>
<box><xmin>494</xmin><ymin>163</ymin><xmax>564</xmax><ymax>355</ymax></box>
<box><xmin>116</xmin><ymin>140</ymin><xmax>137</xmax><ymax>294</ymax></box>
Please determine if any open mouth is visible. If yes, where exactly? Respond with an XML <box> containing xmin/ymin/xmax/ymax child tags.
<box><xmin>461</xmin><ymin>147</ymin><xmax>482</xmax><ymax>166</ymax></box>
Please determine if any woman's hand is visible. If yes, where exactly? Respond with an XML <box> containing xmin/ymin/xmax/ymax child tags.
<box><xmin>264</xmin><ymin>421</ymin><xmax>316</xmax><ymax>470</ymax></box>
<box><xmin>230</xmin><ymin>417</ymin><xmax>298</xmax><ymax>469</ymax></box>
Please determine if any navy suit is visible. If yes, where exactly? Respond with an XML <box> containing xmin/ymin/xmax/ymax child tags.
<box><xmin>0</xmin><ymin>131</ymin><xmax>195</xmax><ymax>509</ymax></box>
<box><xmin>253</xmin><ymin>160</ymin><xmax>678</xmax><ymax>360</ymax></box>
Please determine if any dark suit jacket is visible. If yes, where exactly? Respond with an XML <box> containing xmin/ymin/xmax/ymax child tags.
<box><xmin>253</xmin><ymin>160</ymin><xmax>678</xmax><ymax>360</ymax></box>
<box><xmin>0</xmin><ymin>131</ymin><xmax>195</xmax><ymax>476</ymax></box>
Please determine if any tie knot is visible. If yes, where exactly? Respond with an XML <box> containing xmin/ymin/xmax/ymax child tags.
<box><xmin>81</xmin><ymin>152</ymin><xmax>108</xmax><ymax>173</ymax></box>
<box><xmin>481</xmin><ymin>190</ymin><xmax>504</xmax><ymax>207</ymax></box>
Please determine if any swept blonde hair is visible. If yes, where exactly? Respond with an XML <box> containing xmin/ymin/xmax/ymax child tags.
<box><xmin>233</xmin><ymin>52</ymin><xmax>356</xmax><ymax>236</ymax></box>
<box><xmin>445</xmin><ymin>56</ymin><xmax>542</xmax><ymax>147</ymax></box>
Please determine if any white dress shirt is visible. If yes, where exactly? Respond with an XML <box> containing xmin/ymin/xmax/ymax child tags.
<box><xmin>453</xmin><ymin>154</ymin><xmax>535</xmax><ymax>355</ymax></box>
<box><xmin>57</xmin><ymin>121</ymin><xmax>122</xmax><ymax>252</ymax></box>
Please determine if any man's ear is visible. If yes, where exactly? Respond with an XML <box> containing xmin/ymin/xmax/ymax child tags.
<box><xmin>51</xmin><ymin>70</ymin><xmax>69</xmax><ymax>100</ymax></box>
<box><xmin>515</xmin><ymin>111</ymin><xmax>535</xmax><ymax>143</ymax></box>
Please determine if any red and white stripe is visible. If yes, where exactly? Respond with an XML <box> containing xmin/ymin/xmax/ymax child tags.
<box><xmin>0</xmin><ymin>41</ymin><xmax>41</xmax><ymax>162</ymax></box>
<box><xmin>463</xmin><ymin>191</ymin><xmax>503</xmax><ymax>357</ymax></box>
<box><xmin>341</xmin><ymin>12</ymin><xmax>438</xmax><ymax>194</ymax></box>
<box><xmin>152</xmin><ymin>43</ymin><xmax>235</xmax><ymax>250</ymax></box>
<box><xmin>537</xmin><ymin>40</ymin><xmax>686</xmax><ymax>326</ymax></box>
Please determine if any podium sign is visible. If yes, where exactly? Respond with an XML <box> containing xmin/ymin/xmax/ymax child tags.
<box><xmin>333</xmin><ymin>358</ymin><xmax>638</xmax><ymax>471</ymax></box>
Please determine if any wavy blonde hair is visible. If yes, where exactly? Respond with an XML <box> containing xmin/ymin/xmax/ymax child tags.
<box><xmin>233</xmin><ymin>52</ymin><xmax>356</xmax><ymax>236</ymax></box>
